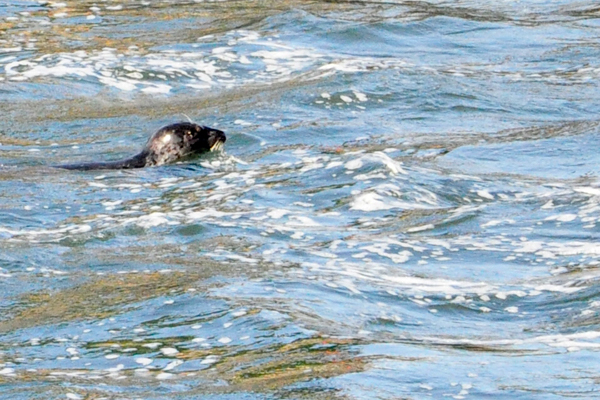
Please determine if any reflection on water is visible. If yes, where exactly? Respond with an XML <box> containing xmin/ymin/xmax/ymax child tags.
<box><xmin>2</xmin><ymin>1</ymin><xmax>600</xmax><ymax>399</ymax></box>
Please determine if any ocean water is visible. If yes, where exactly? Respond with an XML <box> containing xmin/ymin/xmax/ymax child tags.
<box><xmin>1</xmin><ymin>1</ymin><xmax>600</xmax><ymax>399</ymax></box>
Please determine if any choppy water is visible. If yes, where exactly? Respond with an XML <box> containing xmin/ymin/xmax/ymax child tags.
<box><xmin>2</xmin><ymin>1</ymin><xmax>600</xmax><ymax>398</ymax></box>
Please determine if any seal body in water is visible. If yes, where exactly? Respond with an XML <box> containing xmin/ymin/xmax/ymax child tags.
<box><xmin>57</xmin><ymin>122</ymin><xmax>226</xmax><ymax>170</ymax></box>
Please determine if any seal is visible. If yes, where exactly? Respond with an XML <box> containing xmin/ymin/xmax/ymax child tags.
<box><xmin>57</xmin><ymin>122</ymin><xmax>226</xmax><ymax>170</ymax></box>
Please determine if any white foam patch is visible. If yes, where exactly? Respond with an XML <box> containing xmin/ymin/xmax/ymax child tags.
<box><xmin>407</xmin><ymin>224</ymin><xmax>434</xmax><ymax>233</ymax></box>
<box><xmin>383</xmin><ymin>275</ymin><xmax>494</xmax><ymax>295</ymax></box>
<box><xmin>481</xmin><ymin>219</ymin><xmax>515</xmax><ymax>228</ymax></box>
<box><xmin>477</xmin><ymin>190</ymin><xmax>494</xmax><ymax>200</ymax></box>
<box><xmin>354</xmin><ymin>92</ymin><xmax>368</xmax><ymax>102</ymax></box>
<box><xmin>344</xmin><ymin>159</ymin><xmax>363</xmax><ymax>170</ymax></box>
<box><xmin>318</xmin><ymin>58</ymin><xmax>410</xmax><ymax>73</ymax></box>
<box><xmin>163</xmin><ymin>360</ymin><xmax>184</xmax><ymax>371</ymax></box>
<box><xmin>134</xmin><ymin>212</ymin><xmax>174</xmax><ymax>228</ymax></box>
<box><xmin>0</xmin><ymin>30</ymin><xmax>327</xmax><ymax>93</ymax></box>
<box><xmin>286</xmin><ymin>216</ymin><xmax>320</xmax><ymax>227</ymax></box>
<box><xmin>0</xmin><ymin>224</ymin><xmax>92</xmax><ymax>240</ymax></box>
<box><xmin>574</xmin><ymin>187</ymin><xmax>600</xmax><ymax>196</ymax></box>
<box><xmin>0</xmin><ymin>368</ymin><xmax>16</xmax><ymax>376</ymax></box>
<box><xmin>267</xmin><ymin>209</ymin><xmax>289</xmax><ymax>219</ymax></box>
<box><xmin>201</xmin><ymin>355</ymin><xmax>219</xmax><ymax>365</ymax></box>
<box><xmin>160</xmin><ymin>347</ymin><xmax>179</xmax><ymax>356</ymax></box>
<box><xmin>526</xmin><ymin>284</ymin><xmax>581</xmax><ymax>294</ymax></box>
<box><xmin>417</xmin><ymin>329</ymin><xmax>600</xmax><ymax>353</ymax></box>
<box><xmin>361</xmin><ymin>244</ymin><xmax>412</xmax><ymax>264</ymax></box>
<box><xmin>350</xmin><ymin>193</ymin><xmax>395</xmax><ymax>211</ymax></box>
<box><xmin>135</xmin><ymin>357</ymin><xmax>153</xmax><ymax>366</ymax></box>
<box><xmin>350</xmin><ymin>190</ymin><xmax>437</xmax><ymax>212</ymax></box>
<box><xmin>345</xmin><ymin>152</ymin><xmax>407</xmax><ymax>175</ymax></box>
<box><xmin>306</xmin><ymin>256</ymin><xmax>499</xmax><ymax>297</ymax></box>
<box><xmin>435</xmin><ymin>62</ymin><xmax>600</xmax><ymax>85</ymax></box>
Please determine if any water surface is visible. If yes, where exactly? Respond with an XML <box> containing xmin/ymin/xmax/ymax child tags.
<box><xmin>2</xmin><ymin>1</ymin><xmax>600</xmax><ymax>399</ymax></box>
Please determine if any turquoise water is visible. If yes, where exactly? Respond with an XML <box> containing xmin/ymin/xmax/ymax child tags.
<box><xmin>2</xmin><ymin>1</ymin><xmax>600</xmax><ymax>398</ymax></box>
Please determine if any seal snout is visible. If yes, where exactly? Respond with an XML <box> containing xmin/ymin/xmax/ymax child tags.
<box><xmin>207</xmin><ymin>127</ymin><xmax>226</xmax><ymax>151</ymax></box>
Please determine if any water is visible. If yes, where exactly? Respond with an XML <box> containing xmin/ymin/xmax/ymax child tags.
<box><xmin>1</xmin><ymin>1</ymin><xmax>600</xmax><ymax>398</ymax></box>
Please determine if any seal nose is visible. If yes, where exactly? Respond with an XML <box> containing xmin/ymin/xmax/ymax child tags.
<box><xmin>208</xmin><ymin>128</ymin><xmax>226</xmax><ymax>143</ymax></box>
<box><xmin>207</xmin><ymin>128</ymin><xmax>226</xmax><ymax>151</ymax></box>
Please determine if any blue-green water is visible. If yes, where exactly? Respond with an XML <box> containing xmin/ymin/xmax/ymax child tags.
<box><xmin>2</xmin><ymin>1</ymin><xmax>600</xmax><ymax>399</ymax></box>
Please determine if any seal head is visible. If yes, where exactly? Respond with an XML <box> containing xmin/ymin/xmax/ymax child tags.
<box><xmin>143</xmin><ymin>122</ymin><xmax>226</xmax><ymax>166</ymax></box>
<box><xmin>57</xmin><ymin>122</ymin><xmax>226</xmax><ymax>170</ymax></box>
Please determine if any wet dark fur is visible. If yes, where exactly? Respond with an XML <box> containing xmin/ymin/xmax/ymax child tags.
<box><xmin>57</xmin><ymin>122</ymin><xmax>226</xmax><ymax>170</ymax></box>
